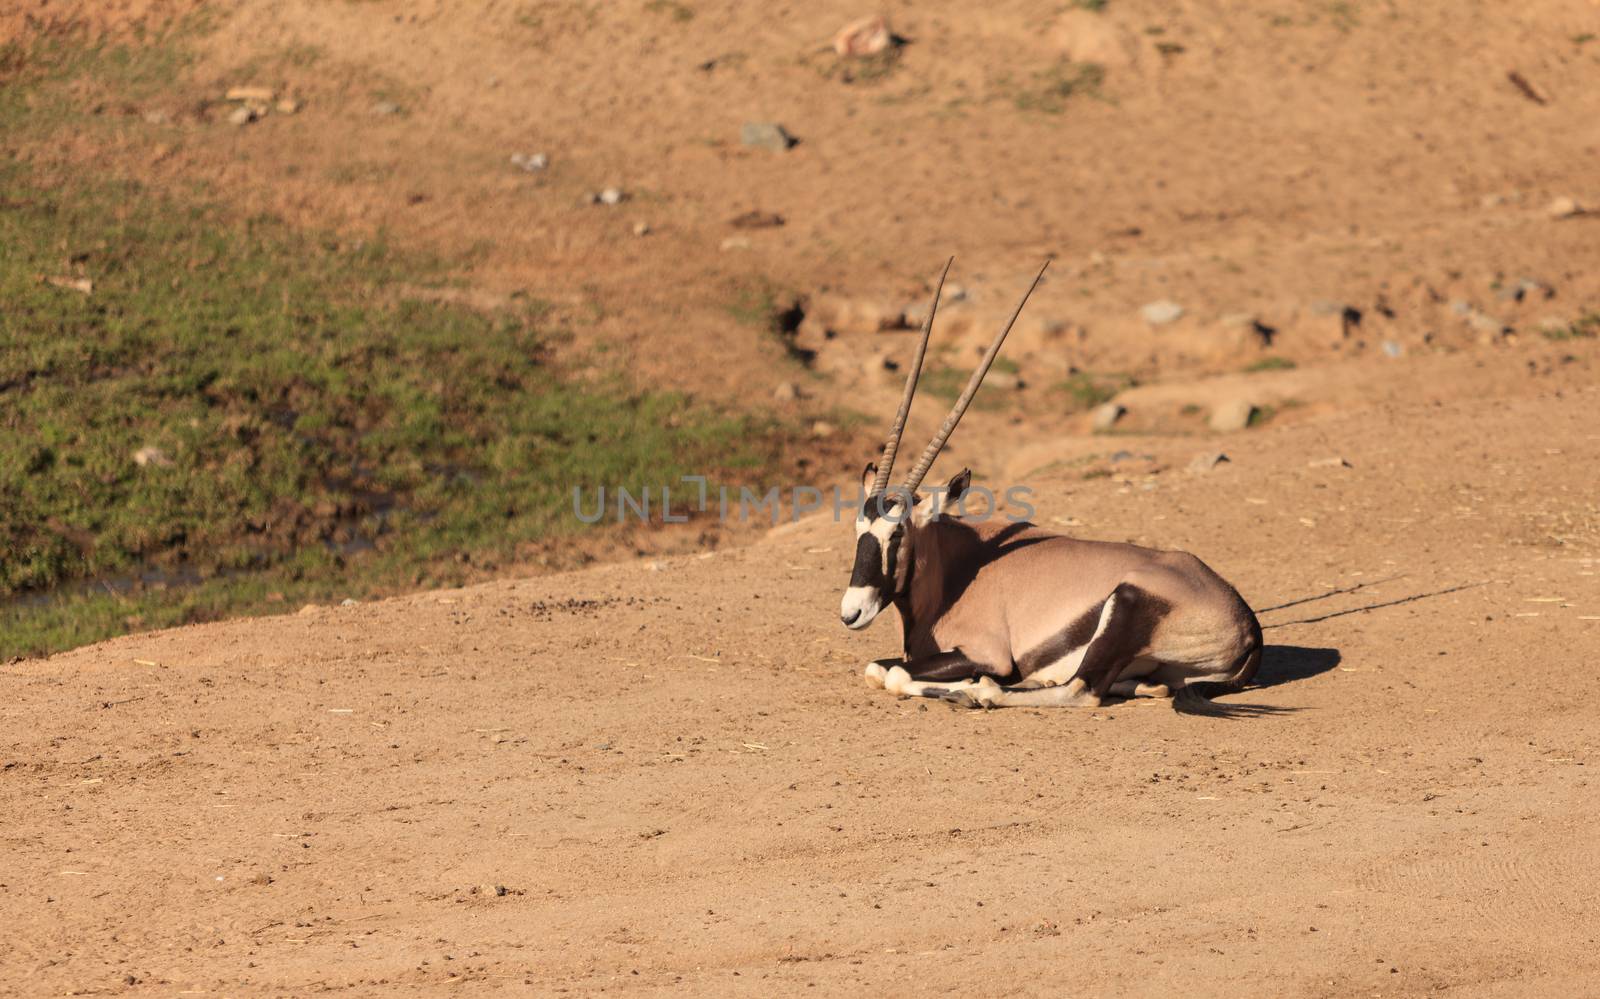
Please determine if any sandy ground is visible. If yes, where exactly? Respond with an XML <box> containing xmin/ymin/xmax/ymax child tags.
<box><xmin>5</xmin><ymin>351</ymin><xmax>1598</xmax><ymax>996</ymax></box>
<box><xmin>5</xmin><ymin>0</ymin><xmax>1600</xmax><ymax>994</ymax></box>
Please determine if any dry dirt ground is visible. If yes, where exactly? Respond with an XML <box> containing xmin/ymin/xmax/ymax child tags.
<box><xmin>5</xmin><ymin>361</ymin><xmax>1599</xmax><ymax>997</ymax></box>
<box><xmin>5</xmin><ymin>0</ymin><xmax>1600</xmax><ymax>995</ymax></box>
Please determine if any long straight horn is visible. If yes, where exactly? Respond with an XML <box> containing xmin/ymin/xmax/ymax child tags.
<box><xmin>870</xmin><ymin>256</ymin><xmax>953</xmax><ymax>495</ymax></box>
<box><xmin>901</xmin><ymin>260</ymin><xmax>1050</xmax><ymax>494</ymax></box>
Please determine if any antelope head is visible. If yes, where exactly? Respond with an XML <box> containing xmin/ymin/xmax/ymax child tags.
<box><xmin>839</xmin><ymin>259</ymin><xmax>1048</xmax><ymax>630</ymax></box>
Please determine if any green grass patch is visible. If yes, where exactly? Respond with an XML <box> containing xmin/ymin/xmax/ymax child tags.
<box><xmin>1011</xmin><ymin>60</ymin><xmax>1105</xmax><ymax>113</ymax></box>
<box><xmin>1243</xmin><ymin>356</ymin><xmax>1297</xmax><ymax>373</ymax></box>
<box><xmin>919</xmin><ymin>364</ymin><xmax>1014</xmax><ymax>412</ymax></box>
<box><xmin>1053</xmin><ymin>371</ymin><xmax>1133</xmax><ymax>411</ymax></box>
<box><xmin>1</xmin><ymin>167</ymin><xmax>782</xmax><ymax>655</ymax></box>
<box><xmin>1542</xmin><ymin>313</ymin><xmax>1599</xmax><ymax>341</ymax></box>
<box><xmin>644</xmin><ymin>0</ymin><xmax>695</xmax><ymax>23</ymax></box>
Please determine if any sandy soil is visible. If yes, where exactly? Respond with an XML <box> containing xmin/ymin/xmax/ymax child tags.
<box><xmin>5</xmin><ymin>354</ymin><xmax>1598</xmax><ymax>996</ymax></box>
<box><xmin>5</xmin><ymin>1</ymin><xmax>1600</xmax><ymax>995</ymax></box>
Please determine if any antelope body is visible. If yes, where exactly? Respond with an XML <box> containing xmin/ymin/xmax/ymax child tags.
<box><xmin>842</xmin><ymin>261</ymin><xmax>1261</xmax><ymax>711</ymax></box>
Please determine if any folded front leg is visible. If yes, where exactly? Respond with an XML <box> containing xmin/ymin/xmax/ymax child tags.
<box><xmin>881</xmin><ymin>650</ymin><xmax>1009</xmax><ymax>698</ymax></box>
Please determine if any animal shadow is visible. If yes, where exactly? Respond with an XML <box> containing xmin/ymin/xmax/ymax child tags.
<box><xmin>1251</xmin><ymin>645</ymin><xmax>1342</xmax><ymax>691</ymax></box>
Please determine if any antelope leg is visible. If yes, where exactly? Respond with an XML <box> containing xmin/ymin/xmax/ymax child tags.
<box><xmin>942</xmin><ymin>679</ymin><xmax>1101</xmax><ymax>710</ymax></box>
<box><xmin>1108</xmin><ymin>679</ymin><xmax>1171</xmax><ymax>699</ymax></box>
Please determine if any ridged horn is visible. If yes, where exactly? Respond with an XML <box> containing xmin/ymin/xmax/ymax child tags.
<box><xmin>870</xmin><ymin>257</ymin><xmax>952</xmax><ymax>495</ymax></box>
<box><xmin>900</xmin><ymin>260</ymin><xmax>1049</xmax><ymax>495</ymax></box>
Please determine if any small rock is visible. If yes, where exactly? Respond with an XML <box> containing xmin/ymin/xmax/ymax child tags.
<box><xmin>728</xmin><ymin>210</ymin><xmax>785</xmax><ymax>229</ymax></box>
<box><xmin>811</xmin><ymin>420</ymin><xmax>836</xmax><ymax>439</ymax></box>
<box><xmin>225</xmin><ymin>85</ymin><xmax>274</xmax><ymax>103</ymax></box>
<box><xmin>142</xmin><ymin>109</ymin><xmax>172</xmax><ymax>125</ymax></box>
<box><xmin>1217</xmin><ymin>312</ymin><xmax>1275</xmax><ymax>349</ymax></box>
<box><xmin>632</xmin><ymin>221</ymin><xmax>651</xmax><ymax>237</ymax></box>
<box><xmin>370</xmin><ymin>100</ymin><xmax>402</xmax><ymax>116</ymax></box>
<box><xmin>1208</xmin><ymin>399</ymin><xmax>1256</xmax><ymax>432</ymax></box>
<box><xmin>773</xmin><ymin>381</ymin><xmax>801</xmax><ymax>402</ymax></box>
<box><xmin>133</xmin><ymin>446</ymin><xmax>173</xmax><ymax>468</ymax></box>
<box><xmin>1188</xmin><ymin>451</ymin><xmax>1230</xmax><ymax>474</ymax></box>
<box><xmin>1381</xmin><ymin>340</ymin><xmax>1404</xmax><ymax>358</ymax></box>
<box><xmin>985</xmin><ymin>371</ymin><xmax>1023</xmax><ymax>391</ymax></box>
<box><xmin>833</xmin><ymin>15</ymin><xmax>893</xmax><ymax>57</ymax></box>
<box><xmin>1307</xmin><ymin>456</ymin><xmax>1353</xmax><ymax>469</ymax></box>
<box><xmin>227</xmin><ymin>105</ymin><xmax>259</xmax><ymax>127</ymax></box>
<box><xmin>510</xmin><ymin>152</ymin><xmax>548</xmax><ymax>172</ymax></box>
<box><xmin>1448</xmin><ymin>299</ymin><xmax>1474</xmax><ymax>316</ymax></box>
<box><xmin>44</xmin><ymin>275</ymin><xmax>92</xmax><ymax>294</ymax></box>
<box><xmin>275</xmin><ymin>98</ymin><xmax>300</xmax><ymax>115</ymax></box>
<box><xmin>1495</xmin><ymin>277</ymin><xmax>1550</xmax><ymax>303</ymax></box>
<box><xmin>1140</xmin><ymin>300</ymin><xmax>1184</xmax><ymax>326</ymax></box>
<box><xmin>1547</xmin><ymin>196</ymin><xmax>1583</xmax><ymax>219</ymax></box>
<box><xmin>598</xmin><ymin>187</ymin><xmax>625</xmax><ymax>205</ymax></box>
<box><xmin>1538</xmin><ymin>315</ymin><xmax>1571</xmax><ymax>335</ymax></box>
<box><xmin>1090</xmin><ymin>401</ymin><xmax>1125</xmax><ymax>431</ymax></box>
<box><xmin>1468</xmin><ymin>312</ymin><xmax>1506</xmax><ymax>337</ymax></box>
<box><xmin>719</xmin><ymin>236</ymin><xmax>752</xmax><ymax>252</ymax></box>
<box><xmin>340</xmin><ymin>598</ymin><xmax>359</xmax><ymax>607</ymax></box>
<box><xmin>740</xmin><ymin>122</ymin><xmax>795</xmax><ymax>152</ymax></box>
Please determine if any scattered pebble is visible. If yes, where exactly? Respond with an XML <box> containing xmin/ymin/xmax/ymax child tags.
<box><xmin>1496</xmin><ymin>277</ymin><xmax>1550</xmax><ymax>303</ymax></box>
<box><xmin>811</xmin><ymin>420</ymin><xmax>836</xmax><ymax>438</ymax></box>
<box><xmin>225</xmin><ymin>85</ymin><xmax>274</xmax><ymax>103</ymax></box>
<box><xmin>598</xmin><ymin>187</ymin><xmax>625</xmax><ymax>205</ymax></box>
<box><xmin>227</xmin><ymin>105</ymin><xmax>259</xmax><ymax>127</ymax></box>
<box><xmin>1307</xmin><ymin>456</ymin><xmax>1353</xmax><ymax>469</ymax></box>
<box><xmin>142</xmin><ymin>109</ymin><xmax>172</xmax><ymax>125</ymax></box>
<box><xmin>1140</xmin><ymin>300</ymin><xmax>1184</xmax><ymax>326</ymax></box>
<box><xmin>1468</xmin><ymin>312</ymin><xmax>1506</xmax><ymax>337</ymax></box>
<box><xmin>773</xmin><ymin>382</ymin><xmax>801</xmax><ymax>402</ymax></box>
<box><xmin>741</xmin><ymin>122</ymin><xmax>795</xmax><ymax>152</ymax></box>
<box><xmin>1381</xmin><ymin>339</ymin><xmax>1404</xmax><ymax>358</ymax></box>
<box><xmin>632</xmin><ymin>221</ymin><xmax>651</xmax><ymax>237</ymax></box>
<box><xmin>340</xmin><ymin>598</ymin><xmax>359</xmax><ymax>607</ymax></box>
<box><xmin>44</xmin><ymin>275</ymin><xmax>92</xmax><ymax>294</ymax></box>
<box><xmin>833</xmin><ymin>15</ymin><xmax>893</xmax><ymax>57</ymax></box>
<box><xmin>133</xmin><ymin>446</ymin><xmax>173</xmax><ymax>468</ymax></box>
<box><xmin>1090</xmin><ymin>401</ymin><xmax>1125</xmax><ymax>431</ymax></box>
<box><xmin>1538</xmin><ymin>315</ymin><xmax>1571</xmax><ymax>335</ymax></box>
<box><xmin>720</xmin><ymin>236</ymin><xmax>752</xmax><ymax>252</ymax></box>
<box><xmin>1548</xmin><ymin>196</ymin><xmax>1583</xmax><ymax>219</ymax></box>
<box><xmin>371</xmin><ymin>100</ymin><xmax>403</xmax><ymax>116</ymax></box>
<box><xmin>275</xmin><ymin>98</ymin><xmax>300</xmax><ymax>115</ymax></box>
<box><xmin>510</xmin><ymin>152</ymin><xmax>548</xmax><ymax>173</ymax></box>
<box><xmin>1208</xmin><ymin>399</ymin><xmax>1256</xmax><ymax>433</ymax></box>
<box><xmin>1188</xmin><ymin>451</ymin><xmax>1230</xmax><ymax>474</ymax></box>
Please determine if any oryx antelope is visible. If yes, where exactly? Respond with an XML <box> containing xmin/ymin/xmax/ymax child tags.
<box><xmin>842</xmin><ymin>260</ymin><xmax>1262</xmax><ymax>712</ymax></box>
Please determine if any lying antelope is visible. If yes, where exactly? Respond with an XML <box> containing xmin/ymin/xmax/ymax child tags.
<box><xmin>842</xmin><ymin>260</ymin><xmax>1261</xmax><ymax>712</ymax></box>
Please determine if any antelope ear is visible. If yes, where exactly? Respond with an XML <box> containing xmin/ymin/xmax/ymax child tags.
<box><xmin>861</xmin><ymin>462</ymin><xmax>878</xmax><ymax>493</ymax></box>
<box><xmin>912</xmin><ymin>468</ymin><xmax>972</xmax><ymax>526</ymax></box>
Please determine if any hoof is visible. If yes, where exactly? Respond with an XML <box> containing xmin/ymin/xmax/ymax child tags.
<box><xmin>883</xmin><ymin>665</ymin><xmax>913</xmax><ymax>697</ymax></box>
<box><xmin>941</xmin><ymin>689</ymin><xmax>984</xmax><ymax>710</ymax></box>
<box><xmin>941</xmin><ymin>686</ymin><xmax>1001</xmax><ymax>710</ymax></box>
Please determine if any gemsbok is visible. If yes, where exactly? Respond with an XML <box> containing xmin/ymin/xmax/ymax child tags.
<box><xmin>842</xmin><ymin>260</ymin><xmax>1262</xmax><ymax>712</ymax></box>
